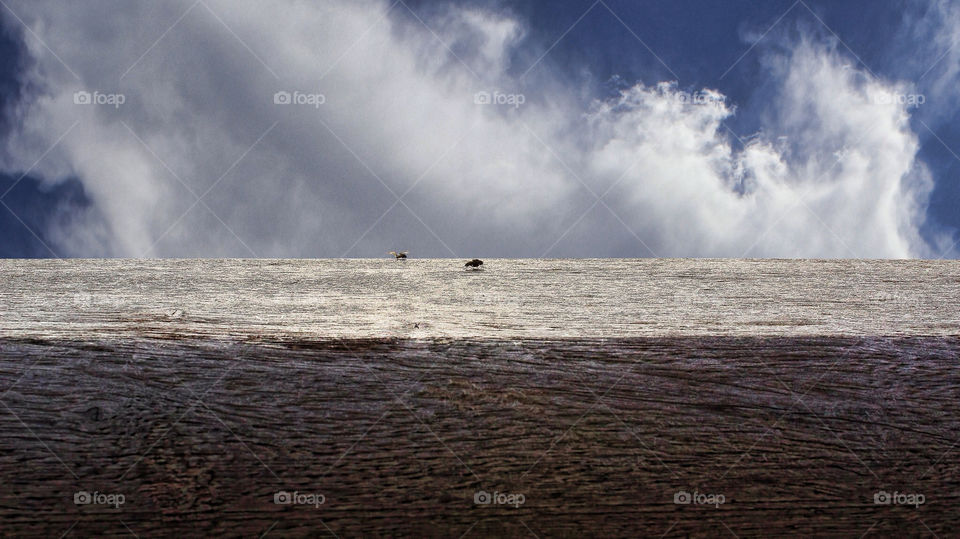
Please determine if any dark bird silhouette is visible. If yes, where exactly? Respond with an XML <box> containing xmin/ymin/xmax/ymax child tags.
<box><xmin>465</xmin><ymin>259</ymin><xmax>483</xmax><ymax>268</ymax></box>
<box><xmin>389</xmin><ymin>251</ymin><xmax>408</xmax><ymax>259</ymax></box>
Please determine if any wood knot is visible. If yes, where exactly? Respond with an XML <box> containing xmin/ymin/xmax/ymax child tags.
<box><xmin>82</xmin><ymin>406</ymin><xmax>102</xmax><ymax>421</ymax></box>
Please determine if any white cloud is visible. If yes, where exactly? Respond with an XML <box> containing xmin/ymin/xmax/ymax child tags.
<box><xmin>0</xmin><ymin>0</ymin><xmax>937</xmax><ymax>257</ymax></box>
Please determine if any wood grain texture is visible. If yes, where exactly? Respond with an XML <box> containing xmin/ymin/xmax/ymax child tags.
<box><xmin>1</xmin><ymin>336</ymin><xmax>958</xmax><ymax>537</ymax></box>
<box><xmin>2</xmin><ymin>258</ymin><xmax>960</xmax><ymax>341</ymax></box>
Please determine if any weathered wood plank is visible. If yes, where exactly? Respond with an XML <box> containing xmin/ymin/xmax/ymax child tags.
<box><xmin>2</xmin><ymin>259</ymin><xmax>960</xmax><ymax>341</ymax></box>
<box><xmin>1</xmin><ymin>336</ymin><xmax>958</xmax><ymax>537</ymax></box>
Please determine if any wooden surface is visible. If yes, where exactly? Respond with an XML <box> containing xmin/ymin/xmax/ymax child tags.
<box><xmin>2</xmin><ymin>258</ymin><xmax>959</xmax><ymax>340</ymax></box>
<box><xmin>1</xmin><ymin>259</ymin><xmax>959</xmax><ymax>537</ymax></box>
<box><xmin>1</xmin><ymin>336</ymin><xmax>958</xmax><ymax>537</ymax></box>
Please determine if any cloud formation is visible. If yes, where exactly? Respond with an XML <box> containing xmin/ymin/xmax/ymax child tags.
<box><xmin>0</xmin><ymin>0</ymin><xmax>941</xmax><ymax>257</ymax></box>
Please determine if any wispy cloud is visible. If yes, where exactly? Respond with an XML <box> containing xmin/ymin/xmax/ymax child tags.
<box><xmin>0</xmin><ymin>0</ymin><xmax>942</xmax><ymax>257</ymax></box>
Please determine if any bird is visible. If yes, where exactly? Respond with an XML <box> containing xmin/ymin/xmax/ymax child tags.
<box><xmin>464</xmin><ymin>259</ymin><xmax>483</xmax><ymax>269</ymax></box>
<box><xmin>389</xmin><ymin>251</ymin><xmax>408</xmax><ymax>259</ymax></box>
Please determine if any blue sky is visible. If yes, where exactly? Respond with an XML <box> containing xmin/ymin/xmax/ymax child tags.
<box><xmin>0</xmin><ymin>0</ymin><xmax>958</xmax><ymax>258</ymax></box>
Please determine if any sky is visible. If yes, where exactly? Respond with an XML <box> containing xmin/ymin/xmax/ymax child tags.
<box><xmin>0</xmin><ymin>0</ymin><xmax>958</xmax><ymax>259</ymax></box>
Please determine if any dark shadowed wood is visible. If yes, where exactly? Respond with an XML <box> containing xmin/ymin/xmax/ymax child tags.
<box><xmin>1</xmin><ymin>336</ymin><xmax>958</xmax><ymax>537</ymax></box>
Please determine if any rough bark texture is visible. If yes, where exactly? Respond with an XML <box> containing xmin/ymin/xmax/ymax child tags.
<box><xmin>1</xmin><ymin>336</ymin><xmax>958</xmax><ymax>537</ymax></box>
